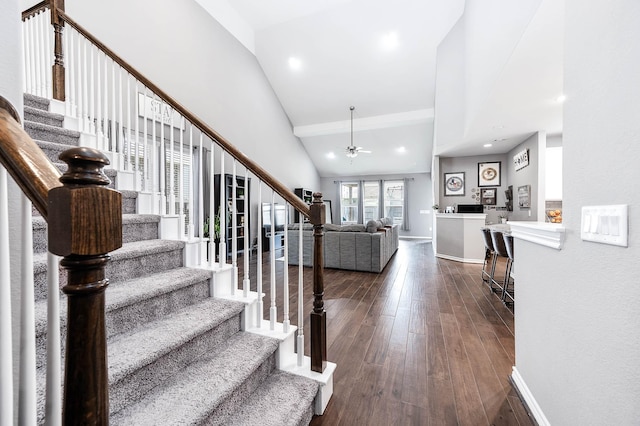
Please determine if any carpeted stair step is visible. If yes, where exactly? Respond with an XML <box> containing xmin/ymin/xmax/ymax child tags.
<box><xmin>211</xmin><ymin>370</ymin><xmax>318</xmax><ymax>426</ymax></box>
<box><xmin>24</xmin><ymin>105</ymin><xmax>64</xmax><ymax>128</ymax></box>
<box><xmin>32</xmin><ymin>214</ymin><xmax>158</xmax><ymax>254</ymax></box>
<box><xmin>107</xmin><ymin>298</ymin><xmax>248</xmax><ymax>415</ymax></box>
<box><xmin>33</xmin><ymin>266</ymin><xmax>214</xmax><ymax>369</ymax></box>
<box><xmin>121</xmin><ymin>190</ymin><xmax>138</xmax><ymax>214</ymax></box>
<box><xmin>33</xmin><ymin>139</ymin><xmax>77</xmax><ymax>165</ymax></box>
<box><xmin>24</xmin><ymin>121</ymin><xmax>80</xmax><ymax>146</ymax></box>
<box><xmin>32</xmin><ymin>239</ymin><xmax>185</xmax><ymax>301</ymax></box>
<box><xmin>35</xmin><ymin>297</ymin><xmax>247</xmax><ymax>424</ymax></box>
<box><xmin>24</xmin><ymin>93</ymin><xmax>49</xmax><ymax>111</ymax></box>
<box><xmin>110</xmin><ymin>331</ymin><xmax>280</xmax><ymax>424</ymax></box>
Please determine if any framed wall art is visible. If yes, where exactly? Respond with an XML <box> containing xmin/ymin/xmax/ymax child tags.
<box><xmin>513</xmin><ymin>148</ymin><xmax>530</xmax><ymax>171</ymax></box>
<box><xmin>478</xmin><ymin>161</ymin><xmax>501</xmax><ymax>187</ymax></box>
<box><xmin>444</xmin><ymin>172</ymin><xmax>465</xmax><ymax>196</ymax></box>
<box><xmin>518</xmin><ymin>184</ymin><xmax>531</xmax><ymax>208</ymax></box>
<box><xmin>480</xmin><ymin>188</ymin><xmax>497</xmax><ymax>205</ymax></box>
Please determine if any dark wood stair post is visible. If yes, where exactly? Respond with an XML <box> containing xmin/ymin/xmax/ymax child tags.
<box><xmin>309</xmin><ymin>192</ymin><xmax>327</xmax><ymax>373</ymax></box>
<box><xmin>48</xmin><ymin>147</ymin><xmax>122</xmax><ymax>424</ymax></box>
<box><xmin>51</xmin><ymin>0</ymin><xmax>66</xmax><ymax>101</ymax></box>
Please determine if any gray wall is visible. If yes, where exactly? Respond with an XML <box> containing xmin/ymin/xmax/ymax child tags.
<box><xmin>66</xmin><ymin>0</ymin><xmax>320</xmax><ymax>193</ymax></box>
<box><xmin>505</xmin><ymin>132</ymin><xmax>543</xmax><ymax>221</ymax></box>
<box><xmin>515</xmin><ymin>1</ymin><xmax>640</xmax><ymax>423</ymax></box>
<box><xmin>320</xmin><ymin>173</ymin><xmax>433</xmax><ymax>238</ymax></box>
<box><xmin>438</xmin><ymin>154</ymin><xmax>508</xmax><ymax>224</ymax></box>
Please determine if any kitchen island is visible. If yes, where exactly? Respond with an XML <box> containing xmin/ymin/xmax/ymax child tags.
<box><xmin>435</xmin><ymin>213</ymin><xmax>488</xmax><ymax>263</ymax></box>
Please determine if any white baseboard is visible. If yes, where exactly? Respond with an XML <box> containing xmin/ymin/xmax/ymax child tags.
<box><xmin>511</xmin><ymin>366</ymin><xmax>550</xmax><ymax>426</ymax></box>
<box><xmin>435</xmin><ymin>253</ymin><xmax>484</xmax><ymax>264</ymax></box>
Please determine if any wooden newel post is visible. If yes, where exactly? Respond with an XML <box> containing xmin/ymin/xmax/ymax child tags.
<box><xmin>51</xmin><ymin>0</ymin><xmax>65</xmax><ymax>101</ymax></box>
<box><xmin>309</xmin><ymin>192</ymin><xmax>327</xmax><ymax>373</ymax></box>
<box><xmin>48</xmin><ymin>147</ymin><xmax>122</xmax><ymax>424</ymax></box>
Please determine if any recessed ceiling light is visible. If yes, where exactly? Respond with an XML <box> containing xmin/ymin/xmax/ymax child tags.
<box><xmin>380</xmin><ymin>32</ymin><xmax>399</xmax><ymax>50</ymax></box>
<box><xmin>484</xmin><ymin>143</ymin><xmax>493</xmax><ymax>148</ymax></box>
<box><xmin>556</xmin><ymin>94</ymin><xmax>567</xmax><ymax>103</ymax></box>
<box><xmin>288</xmin><ymin>57</ymin><xmax>302</xmax><ymax>71</ymax></box>
<box><xmin>326</xmin><ymin>152</ymin><xmax>336</xmax><ymax>159</ymax></box>
<box><xmin>396</xmin><ymin>146</ymin><xmax>406</xmax><ymax>153</ymax></box>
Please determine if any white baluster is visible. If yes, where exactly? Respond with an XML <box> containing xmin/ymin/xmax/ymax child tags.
<box><xmin>44</xmin><ymin>10</ymin><xmax>52</xmax><ymax>98</ymax></box>
<box><xmin>111</xmin><ymin>61</ymin><xmax>117</xmax><ymax>159</ymax></box>
<box><xmin>270</xmin><ymin>192</ymin><xmax>277</xmax><ymax>330</ymax></box>
<box><xmin>45</xmin><ymin>253</ymin><xmax>61</xmax><ymax>426</ymax></box>
<box><xmin>179</xmin><ymin>121</ymin><xmax>185</xmax><ymax>238</ymax></box>
<box><xmin>198</xmin><ymin>134</ymin><xmax>205</xmax><ymax>264</ymax></box>
<box><xmin>243</xmin><ymin>168</ymin><xmax>250</xmax><ymax>298</ymax></box>
<box><xmin>126</xmin><ymin>73</ymin><xmax>132</xmax><ymax>173</ymax></box>
<box><xmin>89</xmin><ymin>47</ymin><xmax>95</xmax><ymax>134</ymax></box>
<box><xmin>256</xmin><ymin>184</ymin><xmax>263</xmax><ymax>328</ymax></box>
<box><xmin>283</xmin><ymin>203</ymin><xmax>290</xmax><ymax>333</ymax></box>
<box><xmin>68</xmin><ymin>29</ymin><xmax>77</xmax><ymax>118</ymax></box>
<box><xmin>208</xmin><ymin>145</ymin><xmax>215</xmax><ymax>267</ymax></box>
<box><xmin>81</xmin><ymin>37</ymin><xmax>88</xmax><ymax>132</ymax></box>
<box><xmin>188</xmin><ymin>126</ymin><xmax>194</xmax><ymax>238</ymax></box>
<box><xmin>297</xmin><ymin>221</ymin><xmax>304</xmax><ymax>366</ymax></box>
<box><xmin>0</xmin><ymin>169</ymin><xmax>14</xmax><ymax>424</ymax></box>
<box><xmin>142</xmin><ymin>87</ymin><xmax>149</xmax><ymax>192</ymax></box>
<box><xmin>231</xmin><ymin>160</ymin><xmax>238</xmax><ymax>294</ymax></box>
<box><xmin>18</xmin><ymin>195</ymin><xmax>36</xmax><ymax>426</ymax></box>
<box><xmin>168</xmin><ymin>112</ymin><xmax>175</xmax><ymax>215</ymax></box>
<box><xmin>218</xmin><ymin>153</ymin><xmax>226</xmax><ymax>268</ymax></box>
<box><xmin>22</xmin><ymin>19</ymin><xmax>31</xmax><ymax>94</ymax></box>
<box><xmin>159</xmin><ymin>98</ymin><xmax>166</xmax><ymax>215</ymax></box>
<box><xmin>134</xmin><ymin>81</ymin><xmax>140</xmax><ymax>191</ymax></box>
<box><xmin>36</xmin><ymin>11</ymin><xmax>45</xmax><ymax>97</ymax></box>
<box><xmin>118</xmin><ymin>67</ymin><xmax>124</xmax><ymax>169</ymax></box>
<box><xmin>95</xmin><ymin>50</ymin><xmax>102</xmax><ymax>147</ymax></box>
<box><xmin>63</xmin><ymin>27</ymin><xmax>71</xmax><ymax>116</ymax></box>
<box><xmin>151</xmin><ymin>93</ymin><xmax>157</xmax><ymax>209</ymax></box>
<box><xmin>102</xmin><ymin>53</ymin><xmax>109</xmax><ymax>152</ymax></box>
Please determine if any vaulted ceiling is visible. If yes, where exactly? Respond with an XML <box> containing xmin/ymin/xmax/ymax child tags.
<box><xmin>196</xmin><ymin>0</ymin><xmax>564</xmax><ymax>177</ymax></box>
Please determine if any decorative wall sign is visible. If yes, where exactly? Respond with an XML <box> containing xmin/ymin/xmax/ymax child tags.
<box><xmin>513</xmin><ymin>148</ymin><xmax>530</xmax><ymax>171</ymax></box>
<box><xmin>478</xmin><ymin>161</ymin><xmax>501</xmax><ymax>187</ymax></box>
<box><xmin>480</xmin><ymin>188</ymin><xmax>497</xmax><ymax>205</ymax></box>
<box><xmin>444</xmin><ymin>172</ymin><xmax>465</xmax><ymax>196</ymax></box>
<box><xmin>518</xmin><ymin>184</ymin><xmax>531</xmax><ymax>208</ymax></box>
<box><xmin>137</xmin><ymin>93</ymin><xmax>185</xmax><ymax>129</ymax></box>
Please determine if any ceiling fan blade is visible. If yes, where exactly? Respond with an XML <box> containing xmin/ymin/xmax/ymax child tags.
<box><xmin>359</xmin><ymin>150</ymin><xmax>372</xmax><ymax>154</ymax></box>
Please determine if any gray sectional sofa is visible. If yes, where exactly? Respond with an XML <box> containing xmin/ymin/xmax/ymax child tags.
<box><xmin>286</xmin><ymin>218</ymin><xmax>399</xmax><ymax>273</ymax></box>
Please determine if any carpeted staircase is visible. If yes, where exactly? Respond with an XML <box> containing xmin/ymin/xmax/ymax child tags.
<box><xmin>25</xmin><ymin>94</ymin><xmax>319</xmax><ymax>425</ymax></box>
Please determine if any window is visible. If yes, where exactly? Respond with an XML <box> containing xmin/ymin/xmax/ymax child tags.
<box><xmin>384</xmin><ymin>180</ymin><xmax>404</xmax><ymax>226</ymax></box>
<box><xmin>340</xmin><ymin>182</ymin><xmax>359</xmax><ymax>223</ymax></box>
<box><xmin>363</xmin><ymin>181</ymin><xmax>380</xmax><ymax>222</ymax></box>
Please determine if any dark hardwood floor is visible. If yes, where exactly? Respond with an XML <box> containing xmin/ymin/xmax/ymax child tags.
<box><xmin>241</xmin><ymin>239</ymin><xmax>533</xmax><ymax>426</ymax></box>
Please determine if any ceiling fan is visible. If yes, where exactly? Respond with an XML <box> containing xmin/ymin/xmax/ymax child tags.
<box><xmin>345</xmin><ymin>106</ymin><xmax>371</xmax><ymax>158</ymax></box>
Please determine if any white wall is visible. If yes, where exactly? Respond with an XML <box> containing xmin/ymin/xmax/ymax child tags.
<box><xmin>66</xmin><ymin>0</ymin><xmax>320</xmax><ymax>193</ymax></box>
<box><xmin>319</xmin><ymin>173</ymin><xmax>433</xmax><ymax>238</ymax></box>
<box><xmin>515</xmin><ymin>1</ymin><xmax>640</xmax><ymax>424</ymax></box>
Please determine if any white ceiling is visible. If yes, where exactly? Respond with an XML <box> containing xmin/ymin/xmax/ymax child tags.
<box><xmin>203</xmin><ymin>0</ymin><xmax>563</xmax><ymax>177</ymax></box>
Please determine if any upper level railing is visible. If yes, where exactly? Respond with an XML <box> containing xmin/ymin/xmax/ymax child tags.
<box><xmin>8</xmin><ymin>1</ymin><xmax>329</xmax><ymax>424</ymax></box>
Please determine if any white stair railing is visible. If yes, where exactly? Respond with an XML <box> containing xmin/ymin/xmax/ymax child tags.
<box><xmin>16</xmin><ymin>6</ymin><xmax>332</xmax><ymax>422</ymax></box>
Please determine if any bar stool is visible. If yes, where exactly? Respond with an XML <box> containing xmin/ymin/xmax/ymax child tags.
<box><xmin>480</xmin><ymin>228</ymin><xmax>496</xmax><ymax>286</ymax></box>
<box><xmin>490</xmin><ymin>230</ymin><xmax>509</xmax><ymax>297</ymax></box>
<box><xmin>502</xmin><ymin>233</ymin><xmax>515</xmax><ymax>306</ymax></box>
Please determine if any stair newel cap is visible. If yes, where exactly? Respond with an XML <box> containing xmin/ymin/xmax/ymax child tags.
<box><xmin>59</xmin><ymin>147</ymin><xmax>111</xmax><ymax>186</ymax></box>
<box><xmin>310</xmin><ymin>192</ymin><xmax>326</xmax><ymax>225</ymax></box>
<box><xmin>48</xmin><ymin>147</ymin><xmax>122</xmax><ymax>256</ymax></box>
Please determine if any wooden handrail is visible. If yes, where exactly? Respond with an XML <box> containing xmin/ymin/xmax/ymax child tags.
<box><xmin>21</xmin><ymin>0</ymin><xmax>49</xmax><ymax>21</ymax></box>
<box><xmin>55</xmin><ymin>8</ymin><xmax>311</xmax><ymax>218</ymax></box>
<box><xmin>0</xmin><ymin>98</ymin><xmax>62</xmax><ymax>218</ymax></box>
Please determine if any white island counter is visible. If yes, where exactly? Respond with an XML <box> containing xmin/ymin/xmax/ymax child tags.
<box><xmin>435</xmin><ymin>213</ymin><xmax>488</xmax><ymax>263</ymax></box>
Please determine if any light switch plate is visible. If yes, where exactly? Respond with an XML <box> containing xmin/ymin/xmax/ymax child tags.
<box><xmin>581</xmin><ymin>204</ymin><xmax>628</xmax><ymax>247</ymax></box>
